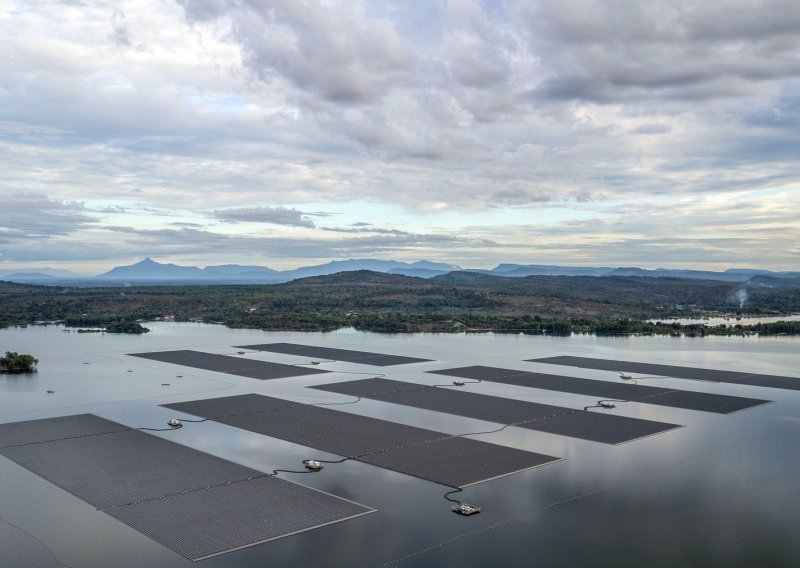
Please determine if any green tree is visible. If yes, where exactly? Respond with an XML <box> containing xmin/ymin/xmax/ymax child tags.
<box><xmin>0</xmin><ymin>351</ymin><xmax>38</xmax><ymax>372</ymax></box>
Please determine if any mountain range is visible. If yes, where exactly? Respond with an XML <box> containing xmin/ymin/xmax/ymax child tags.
<box><xmin>1</xmin><ymin>258</ymin><xmax>798</xmax><ymax>286</ymax></box>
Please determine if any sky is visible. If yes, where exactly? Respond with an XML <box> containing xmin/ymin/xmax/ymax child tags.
<box><xmin>2</xmin><ymin>0</ymin><xmax>799</xmax><ymax>275</ymax></box>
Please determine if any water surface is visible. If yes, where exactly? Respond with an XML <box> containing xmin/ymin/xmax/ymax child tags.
<box><xmin>1</xmin><ymin>323</ymin><xmax>798</xmax><ymax>567</ymax></box>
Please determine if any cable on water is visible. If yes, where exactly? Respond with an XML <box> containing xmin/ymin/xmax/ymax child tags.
<box><xmin>443</xmin><ymin>488</ymin><xmax>463</xmax><ymax>505</ymax></box>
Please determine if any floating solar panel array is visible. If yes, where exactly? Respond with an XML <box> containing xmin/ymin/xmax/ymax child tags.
<box><xmin>310</xmin><ymin>378</ymin><xmax>681</xmax><ymax>444</ymax></box>
<box><xmin>6</xmin><ymin>344</ymin><xmax>779</xmax><ymax>563</ymax></box>
<box><xmin>130</xmin><ymin>349</ymin><xmax>328</xmax><ymax>380</ymax></box>
<box><xmin>0</xmin><ymin>414</ymin><xmax>373</xmax><ymax>561</ymax></box>
<box><xmin>236</xmin><ymin>342</ymin><xmax>432</xmax><ymax>366</ymax></box>
<box><xmin>164</xmin><ymin>394</ymin><xmax>560</xmax><ymax>488</ymax></box>
<box><xmin>429</xmin><ymin>366</ymin><xmax>769</xmax><ymax>414</ymax></box>
<box><xmin>531</xmin><ymin>356</ymin><xmax>800</xmax><ymax>392</ymax></box>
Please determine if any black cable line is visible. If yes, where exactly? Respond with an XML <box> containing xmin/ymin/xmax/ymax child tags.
<box><xmin>443</xmin><ymin>488</ymin><xmax>463</xmax><ymax>505</ymax></box>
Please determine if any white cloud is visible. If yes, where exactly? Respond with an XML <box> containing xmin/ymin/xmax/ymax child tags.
<box><xmin>1</xmin><ymin>0</ymin><xmax>799</xmax><ymax>271</ymax></box>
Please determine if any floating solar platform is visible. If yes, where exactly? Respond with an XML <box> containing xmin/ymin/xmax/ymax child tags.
<box><xmin>311</xmin><ymin>378</ymin><xmax>681</xmax><ymax>445</ymax></box>
<box><xmin>0</xmin><ymin>414</ymin><xmax>372</xmax><ymax>561</ymax></box>
<box><xmin>531</xmin><ymin>356</ymin><xmax>800</xmax><ymax>392</ymax></box>
<box><xmin>130</xmin><ymin>349</ymin><xmax>328</xmax><ymax>380</ymax></box>
<box><xmin>236</xmin><ymin>342</ymin><xmax>432</xmax><ymax>366</ymax></box>
<box><xmin>165</xmin><ymin>394</ymin><xmax>559</xmax><ymax>487</ymax></box>
<box><xmin>429</xmin><ymin>366</ymin><xmax>769</xmax><ymax>414</ymax></box>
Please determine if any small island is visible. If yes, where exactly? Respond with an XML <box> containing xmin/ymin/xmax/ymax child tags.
<box><xmin>0</xmin><ymin>351</ymin><xmax>38</xmax><ymax>373</ymax></box>
<box><xmin>104</xmin><ymin>321</ymin><xmax>150</xmax><ymax>334</ymax></box>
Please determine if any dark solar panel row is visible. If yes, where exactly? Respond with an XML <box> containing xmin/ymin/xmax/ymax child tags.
<box><xmin>130</xmin><ymin>349</ymin><xmax>328</xmax><ymax>380</ymax></box>
<box><xmin>531</xmin><ymin>356</ymin><xmax>800</xmax><ymax>392</ymax></box>
<box><xmin>0</xmin><ymin>414</ymin><xmax>372</xmax><ymax>561</ymax></box>
<box><xmin>429</xmin><ymin>366</ymin><xmax>769</xmax><ymax>414</ymax></box>
<box><xmin>310</xmin><ymin>378</ymin><xmax>682</xmax><ymax>445</ymax></box>
<box><xmin>165</xmin><ymin>394</ymin><xmax>560</xmax><ymax>488</ymax></box>
<box><xmin>236</xmin><ymin>342</ymin><xmax>432</xmax><ymax>366</ymax></box>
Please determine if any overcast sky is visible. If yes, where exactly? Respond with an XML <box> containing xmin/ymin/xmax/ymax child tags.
<box><xmin>2</xmin><ymin>0</ymin><xmax>799</xmax><ymax>274</ymax></box>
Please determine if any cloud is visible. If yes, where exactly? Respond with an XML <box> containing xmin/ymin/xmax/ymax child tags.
<box><xmin>0</xmin><ymin>224</ymin><xmax>493</xmax><ymax>266</ymax></box>
<box><xmin>180</xmin><ymin>0</ymin><xmax>413</xmax><ymax>104</ymax></box>
<box><xmin>213</xmin><ymin>206</ymin><xmax>316</xmax><ymax>228</ymax></box>
<box><xmin>1</xmin><ymin>0</ymin><xmax>799</xmax><ymax>271</ymax></box>
<box><xmin>523</xmin><ymin>0</ymin><xmax>800</xmax><ymax>104</ymax></box>
<box><xmin>490</xmin><ymin>188</ymin><xmax>553</xmax><ymax>207</ymax></box>
<box><xmin>631</xmin><ymin>124</ymin><xmax>672</xmax><ymax>136</ymax></box>
<box><xmin>0</xmin><ymin>192</ymin><xmax>95</xmax><ymax>237</ymax></box>
<box><xmin>321</xmin><ymin>225</ymin><xmax>411</xmax><ymax>235</ymax></box>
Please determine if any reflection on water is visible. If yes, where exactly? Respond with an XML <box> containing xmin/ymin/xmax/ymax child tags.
<box><xmin>649</xmin><ymin>314</ymin><xmax>800</xmax><ymax>326</ymax></box>
<box><xmin>0</xmin><ymin>323</ymin><xmax>798</xmax><ymax>567</ymax></box>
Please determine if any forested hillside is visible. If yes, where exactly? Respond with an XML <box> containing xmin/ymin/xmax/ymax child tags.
<box><xmin>1</xmin><ymin>271</ymin><xmax>798</xmax><ymax>335</ymax></box>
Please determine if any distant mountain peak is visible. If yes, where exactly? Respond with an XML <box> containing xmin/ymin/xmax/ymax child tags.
<box><xmin>50</xmin><ymin>258</ymin><xmax>798</xmax><ymax>286</ymax></box>
<box><xmin>97</xmin><ymin>258</ymin><xmax>203</xmax><ymax>279</ymax></box>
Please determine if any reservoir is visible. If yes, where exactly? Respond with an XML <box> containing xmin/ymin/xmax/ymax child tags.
<box><xmin>1</xmin><ymin>323</ymin><xmax>799</xmax><ymax>567</ymax></box>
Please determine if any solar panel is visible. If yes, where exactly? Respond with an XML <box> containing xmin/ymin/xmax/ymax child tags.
<box><xmin>130</xmin><ymin>349</ymin><xmax>328</xmax><ymax>380</ymax></box>
<box><xmin>0</xmin><ymin>414</ymin><xmax>372</xmax><ymax>561</ymax></box>
<box><xmin>531</xmin><ymin>356</ymin><xmax>800</xmax><ymax>391</ymax></box>
<box><xmin>236</xmin><ymin>342</ymin><xmax>432</xmax><ymax>366</ymax></box>
<box><xmin>164</xmin><ymin>394</ymin><xmax>560</xmax><ymax>487</ymax></box>
<box><xmin>429</xmin><ymin>366</ymin><xmax>769</xmax><ymax>414</ymax></box>
<box><xmin>310</xmin><ymin>378</ymin><xmax>681</xmax><ymax>445</ymax></box>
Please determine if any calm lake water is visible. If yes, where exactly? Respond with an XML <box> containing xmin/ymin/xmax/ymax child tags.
<box><xmin>1</xmin><ymin>323</ymin><xmax>799</xmax><ymax>567</ymax></box>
